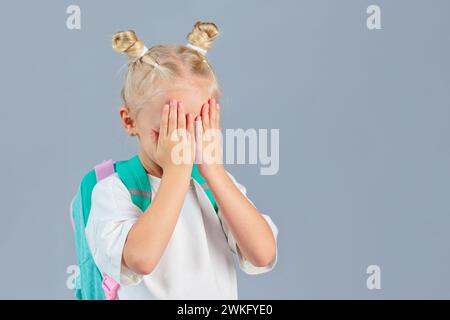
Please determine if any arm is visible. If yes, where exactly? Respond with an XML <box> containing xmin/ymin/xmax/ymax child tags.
<box><xmin>206</xmin><ymin>168</ymin><xmax>276</xmax><ymax>267</ymax></box>
<box><xmin>122</xmin><ymin>168</ymin><xmax>190</xmax><ymax>275</ymax></box>
<box><xmin>196</xmin><ymin>98</ymin><xmax>277</xmax><ymax>268</ymax></box>
<box><xmin>123</xmin><ymin>100</ymin><xmax>195</xmax><ymax>275</ymax></box>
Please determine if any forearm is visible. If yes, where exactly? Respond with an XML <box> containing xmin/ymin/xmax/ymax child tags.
<box><xmin>123</xmin><ymin>168</ymin><xmax>191</xmax><ymax>275</ymax></box>
<box><xmin>205</xmin><ymin>167</ymin><xmax>276</xmax><ymax>267</ymax></box>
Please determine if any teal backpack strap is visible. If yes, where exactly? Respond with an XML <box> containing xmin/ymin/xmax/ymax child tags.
<box><xmin>71</xmin><ymin>159</ymin><xmax>118</xmax><ymax>300</ymax></box>
<box><xmin>79</xmin><ymin>170</ymin><xmax>97</xmax><ymax>226</ymax></box>
<box><xmin>115</xmin><ymin>155</ymin><xmax>152</xmax><ymax>212</ymax></box>
<box><xmin>191</xmin><ymin>164</ymin><xmax>218</xmax><ymax>213</ymax></box>
<box><xmin>71</xmin><ymin>174</ymin><xmax>106</xmax><ymax>300</ymax></box>
<box><xmin>115</xmin><ymin>156</ymin><xmax>217</xmax><ymax>214</ymax></box>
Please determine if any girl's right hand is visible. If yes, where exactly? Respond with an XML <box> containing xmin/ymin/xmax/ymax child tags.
<box><xmin>155</xmin><ymin>99</ymin><xmax>195</xmax><ymax>175</ymax></box>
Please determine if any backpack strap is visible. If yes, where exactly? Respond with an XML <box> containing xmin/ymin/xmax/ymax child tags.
<box><xmin>101</xmin><ymin>274</ymin><xmax>120</xmax><ymax>300</ymax></box>
<box><xmin>94</xmin><ymin>159</ymin><xmax>115</xmax><ymax>181</ymax></box>
<box><xmin>115</xmin><ymin>155</ymin><xmax>217</xmax><ymax>213</ymax></box>
<box><xmin>93</xmin><ymin>160</ymin><xmax>120</xmax><ymax>300</ymax></box>
<box><xmin>115</xmin><ymin>155</ymin><xmax>152</xmax><ymax>212</ymax></box>
<box><xmin>191</xmin><ymin>164</ymin><xmax>218</xmax><ymax>213</ymax></box>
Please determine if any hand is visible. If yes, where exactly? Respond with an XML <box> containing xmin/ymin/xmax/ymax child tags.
<box><xmin>154</xmin><ymin>100</ymin><xmax>195</xmax><ymax>175</ymax></box>
<box><xmin>195</xmin><ymin>98</ymin><xmax>225</xmax><ymax>179</ymax></box>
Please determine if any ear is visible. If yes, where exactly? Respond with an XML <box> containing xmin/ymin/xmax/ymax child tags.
<box><xmin>119</xmin><ymin>105</ymin><xmax>137</xmax><ymax>136</ymax></box>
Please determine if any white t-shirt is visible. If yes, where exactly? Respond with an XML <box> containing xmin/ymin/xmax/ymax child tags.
<box><xmin>85</xmin><ymin>171</ymin><xmax>278</xmax><ymax>300</ymax></box>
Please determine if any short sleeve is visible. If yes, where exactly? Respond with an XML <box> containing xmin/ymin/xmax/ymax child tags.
<box><xmin>85</xmin><ymin>174</ymin><xmax>144</xmax><ymax>286</ymax></box>
<box><xmin>218</xmin><ymin>172</ymin><xmax>279</xmax><ymax>275</ymax></box>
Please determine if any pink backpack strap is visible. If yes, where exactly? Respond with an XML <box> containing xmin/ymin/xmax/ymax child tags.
<box><xmin>102</xmin><ymin>274</ymin><xmax>120</xmax><ymax>300</ymax></box>
<box><xmin>94</xmin><ymin>159</ymin><xmax>120</xmax><ymax>300</ymax></box>
<box><xmin>94</xmin><ymin>159</ymin><xmax>115</xmax><ymax>181</ymax></box>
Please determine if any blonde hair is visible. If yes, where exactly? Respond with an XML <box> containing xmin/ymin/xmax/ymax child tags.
<box><xmin>112</xmin><ymin>21</ymin><xmax>220</xmax><ymax>113</ymax></box>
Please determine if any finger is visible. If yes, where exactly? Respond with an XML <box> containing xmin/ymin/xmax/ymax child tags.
<box><xmin>195</xmin><ymin>115</ymin><xmax>203</xmax><ymax>164</ymax></box>
<box><xmin>195</xmin><ymin>115</ymin><xmax>203</xmax><ymax>141</ymax></box>
<box><xmin>177</xmin><ymin>101</ymin><xmax>186</xmax><ymax>130</ymax></box>
<box><xmin>168</xmin><ymin>100</ymin><xmax>178</xmax><ymax>138</ymax></box>
<box><xmin>160</xmin><ymin>104</ymin><xmax>169</xmax><ymax>137</ymax></box>
<box><xmin>209</xmin><ymin>98</ymin><xmax>217</xmax><ymax>128</ymax></box>
<box><xmin>187</xmin><ymin>113</ymin><xmax>194</xmax><ymax>140</ymax></box>
<box><xmin>185</xmin><ymin>114</ymin><xmax>194</xmax><ymax>162</ymax></box>
<box><xmin>201</xmin><ymin>103</ymin><xmax>210</xmax><ymax>130</ymax></box>
<box><xmin>216</xmin><ymin>103</ymin><xmax>220</xmax><ymax>128</ymax></box>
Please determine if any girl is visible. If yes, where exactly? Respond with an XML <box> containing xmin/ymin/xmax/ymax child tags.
<box><xmin>85</xmin><ymin>21</ymin><xmax>278</xmax><ymax>300</ymax></box>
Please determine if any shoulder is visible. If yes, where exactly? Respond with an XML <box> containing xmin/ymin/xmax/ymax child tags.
<box><xmin>89</xmin><ymin>173</ymin><xmax>140</xmax><ymax>221</ymax></box>
<box><xmin>91</xmin><ymin>173</ymin><xmax>130</xmax><ymax>203</ymax></box>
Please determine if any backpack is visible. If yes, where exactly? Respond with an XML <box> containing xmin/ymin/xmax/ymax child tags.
<box><xmin>69</xmin><ymin>155</ymin><xmax>218</xmax><ymax>300</ymax></box>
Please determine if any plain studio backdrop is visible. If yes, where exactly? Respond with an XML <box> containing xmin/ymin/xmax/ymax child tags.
<box><xmin>0</xmin><ymin>0</ymin><xmax>449</xmax><ymax>299</ymax></box>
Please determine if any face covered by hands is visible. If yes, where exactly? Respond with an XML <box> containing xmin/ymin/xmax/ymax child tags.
<box><xmin>128</xmin><ymin>83</ymin><xmax>223</xmax><ymax>178</ymax></box>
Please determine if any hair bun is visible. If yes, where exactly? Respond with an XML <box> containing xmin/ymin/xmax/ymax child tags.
<box><xmin>112</xmin><ymin>30</ymin><xmax>146</xmax><ymax>59</ymax></box>
<box><xmin>186</xmin><ymin>21</ymin><xmax>219</xmax><ymax>52</ymax></box>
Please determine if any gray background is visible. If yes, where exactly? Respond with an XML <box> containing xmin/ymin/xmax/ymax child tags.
<box><xmin>0</xmin><ymin>0</ymin><xmax>449</xmax><ymax>299</ymax></box>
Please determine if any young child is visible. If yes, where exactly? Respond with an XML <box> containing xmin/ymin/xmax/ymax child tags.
<box><xmin>85</xmin><ymin>21</ymin><xmax>278</xmax><ymax>300</ymax></box>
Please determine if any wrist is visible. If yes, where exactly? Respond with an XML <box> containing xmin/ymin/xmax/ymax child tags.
<box><xmin>163</xmin><ymin>164</ymin><xmax>192</xmax><ymax>180</ymax></box>
<box><xmin>202</xmin><ymin>165</ymin><xmax>227</xmax><ymax>183</ymax></box>
<box><xmin>158</xmin><ymin>166</ymin><xmax>192</xmax><ymax>201</ymax></box>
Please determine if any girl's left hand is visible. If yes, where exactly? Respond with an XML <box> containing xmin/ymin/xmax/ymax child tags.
<box><xmin>195</xmin><ymin>98</ymin><xmax>224</xmax><ymax>179</ymax></box>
